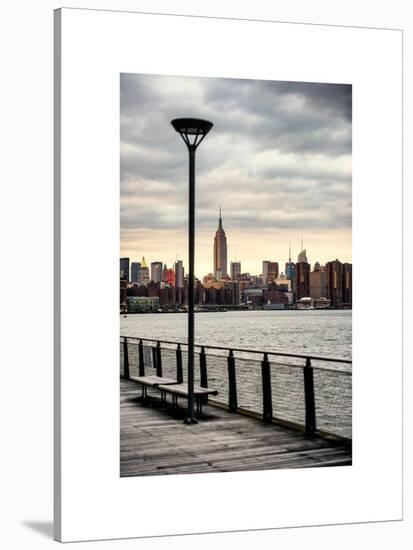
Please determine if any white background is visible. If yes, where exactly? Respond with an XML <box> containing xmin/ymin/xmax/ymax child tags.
<box><xmin>0</xmin><ymin>1</ymin><xmax>411</xmax><ymax>549</ymax></box>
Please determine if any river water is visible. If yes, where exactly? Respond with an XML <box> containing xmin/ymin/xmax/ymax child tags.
<box><xmin>120</xmin><ymin>309</ymin><xmax>352</xmax><ymax>360</ymax></box>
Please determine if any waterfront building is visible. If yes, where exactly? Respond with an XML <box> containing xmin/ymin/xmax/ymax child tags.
<box><xmin>131</xmin><ymin>261</ymin><xmax>140</xmax><ymax>283</ymax></box>
<box><xmin>195</xmin><ymin>279</ymin><xmax>205</xmax><ymax>305</ymax></box>
<box><xmin>342</xmin><ymin>263</ymin><xmax>352</xmax><ymax>307</ymax></box>
<box><xmin>325</xmin><ymin>259</ymin><xmax>344</xmax><ymax>308</ymax></box>
<box><xmin>120</xmin><ymin>277</ymin><xmax>128</xmax><ymax>312</ymax></box>
<box><xmin>243</xmin><ymin>287</ymin><xmax>264</xmax><ymax>306</ymax></box>
<box><xmin>127</xmin><ymin>296</ymin><xmax>160</xmax><ymax>313</ymax></box>
<box><xmin>313</xmin><ymin>297</ymin><xmax>331</xmax><ymax>309</ymax></box>
<box><xmin>230</xmin><ymin>260</ymin><xmax>241</xmax><ymax>280</ymax></box>
<box><xmin>225</xmin><ymin>280</ymin><xmax>240</xmax><ymax>305</ymax></box>
<box><xmin>120</xmin><ymin>257</ymin><xmax>130</xmax><ymax>282</ymax></box>
<box><xmin>262</xmin><ymin>261</ymin><xmax>279</xmax><ymax>285</ymax></box>
<box><xmin>138</xmin><ymin>256</ymin><xmax>150</xmax><ymax>284</ymax></box>
<box><xmin>213</xmin><ymin>208</ymin><xmax>228</xmax><ymax>278</ymax></box>
<box><xmin>150</xmin><ymin>261</ymin><xmax>163</xmax><ymax>283</ymax></box>
<box><xmin>263</xmin><ymin>284</ymin><xmax>289</xmax><ymax>306</ymax></box>
<box><xmin>310</xmin><ymin>261</ymin><xmax>326</xmax><ymax>300</ymax></box>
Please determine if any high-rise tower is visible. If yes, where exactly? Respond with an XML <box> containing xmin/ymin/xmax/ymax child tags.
<box><xmin>213</xmin><ymin>208</ymin><xmax>227</xmax><ymax>278</ymax></box>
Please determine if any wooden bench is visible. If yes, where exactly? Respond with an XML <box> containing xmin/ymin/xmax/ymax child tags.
<box><xmin>157</xmin><ymin>383</ymin><xmax>218</xmax><ymax>417</ymax></box>
<box><xmin>130</xmin><ymin>375</ymin><xmax>178</xmax><ymax>399</ymax></box>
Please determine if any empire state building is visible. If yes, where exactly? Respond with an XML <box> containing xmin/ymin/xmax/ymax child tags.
<box><xmin>213</xmin><ymin>208</ymin><xmax>228</xmax><ymax>278</ymax></box>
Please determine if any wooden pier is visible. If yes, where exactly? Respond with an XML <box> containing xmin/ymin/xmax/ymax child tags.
<box><xmin>120</xmin><ymin>378</ymin><xmax>352</xmax><ymax>477</ymax></box>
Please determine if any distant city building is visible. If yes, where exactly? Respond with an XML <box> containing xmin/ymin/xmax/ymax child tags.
<box><xmin>120</xmin><ymin>257</ymin><xmax>130</xmax><ymax>281</ymax></box>
<box><xmin>127</xmin><ymin>296</ymin><xmax>160</xmax><ymax>313</ymax></box>
<box><xmin>263</xmin><ymin>283</ymin><xmax>288</xmax><ymax>306</ymax></box>
<box><xmin>295</xmin><ymin>260</ymin><xmax>311</xmax><ymax>300</ymax></box>
<box><xmin>131</xmin><ymin>261</ymin><xmax>141</xmax><ymax>283</ymax></box>
<box><xmin>175</xmin><ymin>260</ymin><xmax>184</xmax><ymax>288</ymax></box>
<box><xmin>275</xmin><ymin>273</ymin><xmax>292</xmax><ymax>292</ymax></box>
<box><xmin>213</xmin><ymin>208</ymin><xmax>228</xmax><ymax>278</ymax></box>
<box><xmin>150</xmin><ymin>261</ymin><xmax>163</xmax><ymax>283</ymax></box>
<box><xmin>120</xmin><ymin>278</ymin><xmax>128</xmax><ymax>312</ymax></box>
<box><xmin>138</xmin><ymin>256</ymin><xmax>150</xmax><ymax>284</ymax></box>
<box><xmin>285</xmin><ymin>244</ymin><xmax>296</xmax><ymax>293</ymax></box>
<box><xmin>262</xmin><ymin>261</ymin><xmax>279</xmax><ymax>285</ymax></box>
<box><xmin>325</xmin><ymin>259</ymin><xmax>344</xmax><ymax>308</ymax></box>
<box><xmin>342</xmin><ymin>263</ymin><xmax>352</xmax><ymax>307</ymax></box>
<box><xmin>230</xmin><ymin>260</ymin><xmax>241</xmax><ymax>280</ymax></box>
<box><xmin>310</xmin><ymin>262</ymin><xmax>326</xmax><ymax>300</ymax></box>
<box><xmin>164</xmin><ymin>267</ymin><xmax>175</xmax><ymax>287</ymax></box>
<box><xmin>297</xmin><ymin>248</ymin><xmax>308</xmax><ymax>263</ymax></box>
<box><xmin>226</xmin><ymin>280</ymin><xmax>240</xmax><ymax>305</ymax></box>
<box><xmin>243</xmin><ymin>287</ymin><xmax>263</xmax><ymax>306</ymax></box>
<box><xmin>174</xmin><ymin>260</ymin><xmax>184</xmax><ymax>304</ymax></box>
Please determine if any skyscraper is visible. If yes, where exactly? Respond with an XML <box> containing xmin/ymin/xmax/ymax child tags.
<box><xmin>342</xmin><ymin>262</ymin><xmax>352</xmax><ymax>307</ymax></box>
<box><xmin>175</xmin><ymin>260</ymin><xmax>184</xmax><ymax>288</ymax></box>
<box><xmin>120</xmin><ymin>257</ymin><xmax>130</xmax><ymax>281</ymax></box>
<box><xmin>262</xmin><ymin>261</ymin><xmax>279</xmax><ymax>285</ymax></box>
<box><xmin>230</xmin><ymin>260</ymin><xmax>241</xmax><ymax>280</ymax></box>
<box><xmin>295</xmin><ymin>247</ymin><xmax>310</xmax><ymax>299</ymax></box>
<box><xmin>213</xmin><ymin>208</ymin><xmax>227</xmax><ymax>278</ymax></box>
<box><xmin>310</xmin><ymin>261</ymin><xmax>326</xmax><ymax>300</ymax></box>
<box><xmin>285</xmin><ymin>244</ymin><xmax>296</xmax><ymax>293</ymax></box>
<box><xmin>138</xmin><ymin>256</ymin><xmax>150</xmax><ymax>283</ymax></box>
<box><xmin>325</xmin><ymin>259</ymin><xmax>344</xmax><ymax>308</ymax></box>
<box><xmin>131</xmin><ymin>261</ymin><xmax>141</xmax><ymax>283</ymax></box>
<box><xmin>150</xmin><ymin>261</ymin><xmax>163</xmax><ymax>283</ymax></box>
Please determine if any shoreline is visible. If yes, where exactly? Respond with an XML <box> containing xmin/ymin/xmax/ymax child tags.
<box><xmin>121</xmin><ymin>308</ymin><xmax>352</xmax><ymax>315</ymax></box>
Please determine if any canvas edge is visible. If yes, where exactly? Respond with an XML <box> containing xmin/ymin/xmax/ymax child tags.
<box><xmin>53</xmin><ymin>7</ymin><xmax>62</xmax><ymax>543</ymax></box>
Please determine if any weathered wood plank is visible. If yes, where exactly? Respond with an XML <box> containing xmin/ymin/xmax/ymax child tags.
<box><xmin>120</xmin><ymin>378</ymin><xmax>351</xmax><ymax>477</ymax></box>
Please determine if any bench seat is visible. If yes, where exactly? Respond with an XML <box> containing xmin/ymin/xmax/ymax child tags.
<box><xmin>157</xmin><ymin>383</ymin><xmax>218</xmax><ymax>397</ymax></box>
<box><xmin>157</xmin><ymin>383</ymin><xmax>218</xmax><ymax>417</ymax></box>
<box><xmin>130</xmin><ymin>375</ymin><xmax>178</xmax><ymax>387</ymax></box>
<box><xmin>130</xmin><ymin>375</ymin><xmax>178</xmax><ymax>398</ymax></box>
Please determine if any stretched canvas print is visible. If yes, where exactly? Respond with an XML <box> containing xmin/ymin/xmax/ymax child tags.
<box><xmin>119</xmin><ymin>74</ymin><xmax>353</xmax><ymax>477</ymax></box>
<box><xmin>55</xmin><ymin>8</ymin><xmax>402</xmax><ymax>542</ymax></box>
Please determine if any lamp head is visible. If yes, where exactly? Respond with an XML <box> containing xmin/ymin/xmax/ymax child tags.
<box><xmin>171</xmin><ymin>118</ymin><xmax>213</xmax><ymax>149</ymax></box>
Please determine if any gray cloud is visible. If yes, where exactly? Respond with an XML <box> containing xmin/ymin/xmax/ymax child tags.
<box><xmin>120</xmin><ymin>73</ymin><xmax>351</xmax><ymax>259</ymax></box>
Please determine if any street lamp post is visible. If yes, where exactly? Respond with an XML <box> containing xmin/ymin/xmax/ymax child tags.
<box><xmin>171</xmin><ymin>118</ymin><xmax>213</xmax><ymax>424</ymax></box>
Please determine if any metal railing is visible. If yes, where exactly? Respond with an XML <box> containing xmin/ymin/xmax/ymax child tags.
<box><xmin>120</xmin><ymin>336</ymin><xmax>352</xmax><ymax>440</ymax></box>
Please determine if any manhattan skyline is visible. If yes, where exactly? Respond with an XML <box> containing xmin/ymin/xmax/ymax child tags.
<box><xmin>120</xmin><ymin>74</ymin><xmax>352</xmax><ymax>278</ymax></box>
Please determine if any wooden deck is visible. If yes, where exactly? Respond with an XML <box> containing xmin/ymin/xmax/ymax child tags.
<box><xmin>120</xmin><ymin>378</ymin><xmax>352</xmax><ymax>477</ymax></box>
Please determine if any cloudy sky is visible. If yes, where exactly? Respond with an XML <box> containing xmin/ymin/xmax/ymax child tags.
<box><xmin>120</xmin><ymin>73</ymin><xmax>352</xmax><ymax>278</ymax></box>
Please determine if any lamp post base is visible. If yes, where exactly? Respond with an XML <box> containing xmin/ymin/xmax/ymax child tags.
<box><xmin>183</xmin><ymin>417</ymin><xmax>198</xmax><ymax>425</ymax></box>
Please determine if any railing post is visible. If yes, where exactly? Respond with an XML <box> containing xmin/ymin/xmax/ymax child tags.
<box><xmin>123</xmin><ymin>337</ymin><xmax>130</xmax><ymax>380</ymax></box>
<box><xmin>304</xmin><ymin>357</ymin><xmax>316</xmax><ymax>436</ymax></box>
<box><xmin>261</xmin><ymin>353</ymin><xmax>272</xmax><ymax>422</ymax></box>
<box><xmin>200</xmin><ymin>347</ymin><xmax>208</xmax><ymax>388</ymax></box>
<box><xmin>176</xmin><ymin>343</ymin><xmax>183</xmax><ymax>383</ymax></box>
<box><xmin>152</xmin><ymin>346</ymin><xmax>157</xmax><ymax>372</ymax></box>
<box><xmin>138</xmin><ymin>339</ymin><xmax>144</xmax><ymax>376</ymax></box>
<box><xmin>227</xmin><ymin>349</ymin><xmax>237</xmax><ymax>412</ymax></box>
<box><xmin>156</xmin><ymin>341</ymin><xmax>162</xmax><ymax>377</ymax></box>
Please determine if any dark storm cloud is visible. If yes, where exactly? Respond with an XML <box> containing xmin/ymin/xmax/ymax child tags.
<box><xmin>120</xmin><ymin>73</ymin><xmax>352</xmax><ymax>238</ymax></box>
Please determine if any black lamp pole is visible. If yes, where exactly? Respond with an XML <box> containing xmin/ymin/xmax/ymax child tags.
<box><xmin>171</xmin><ymin>118</ymin><xmax>213</xmax><ymax>424</ymax></box>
